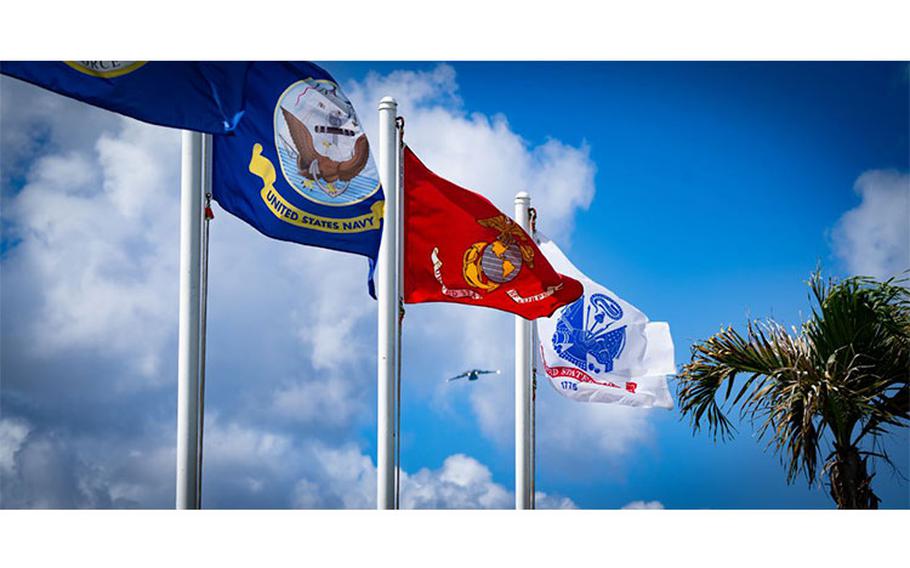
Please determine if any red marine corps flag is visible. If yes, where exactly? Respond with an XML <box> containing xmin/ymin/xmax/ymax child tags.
<box><xmin>403</xmin><ymin>147</ymin><xmax>582</xmax><ymax>319</ymax></box>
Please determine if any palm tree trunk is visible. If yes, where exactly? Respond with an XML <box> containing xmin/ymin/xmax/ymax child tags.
<box><xmin>828</xmin><ymin>445</ymin><xmax>880</xmax><ymax>509</ymax></box>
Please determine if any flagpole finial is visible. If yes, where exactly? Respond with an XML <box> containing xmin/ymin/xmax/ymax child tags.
<box><xmin>378</xmin><ymin>96</ymin><xmax>398</xmax><ymax>111</ymax></box>
<box><xmin>515</xmin><ymin>191</ymin><xmax>530</xmax><ymax>204</ymax></box>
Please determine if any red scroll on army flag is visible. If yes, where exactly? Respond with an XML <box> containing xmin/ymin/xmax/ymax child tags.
<box><xmin>403</xmin><ymin>147</ymin><xmax>582</xmax><ymax>319</ymax></box>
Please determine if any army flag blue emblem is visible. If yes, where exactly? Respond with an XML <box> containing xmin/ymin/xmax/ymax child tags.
<box><xmin>536</xmin><ymin>235</ymin><xmax>676</xmax><ymax>408</ymax></box>
<box><xmin>0</xmin><ymin>61</ymin><xmax>249</xmax><ymax>134</ymax></box>
<box><xmin>211</xmin><ymin>62</ymin><xmax>383</xmax><ymax>294</ymax></box>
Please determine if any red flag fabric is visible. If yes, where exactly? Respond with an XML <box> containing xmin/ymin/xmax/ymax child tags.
<box><xmin>403</xmin><ymin>147</ymin><xmax>583</xmax><ymax>319</ymax></box>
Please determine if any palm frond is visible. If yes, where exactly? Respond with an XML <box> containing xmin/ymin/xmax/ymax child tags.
<box><xmin>676</xmin><ymin>270</ymin><xmax>910</xmax><ymax>494</ymax></box>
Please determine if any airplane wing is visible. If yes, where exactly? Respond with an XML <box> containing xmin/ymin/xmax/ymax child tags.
<box><xmin>447</xmin><ymin>372</ymin><xmax>470</xmax><ymax>381</ymax></box>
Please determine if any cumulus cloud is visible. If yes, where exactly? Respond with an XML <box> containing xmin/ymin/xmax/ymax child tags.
<box><xmin>295</xmin><ymin>443</ymin><xmax>377</xmax><ymax>509</ymax></box>
<box><xmin>832</xmin><ymin>169</ymin><xmax>910</xmax><ymax>280</ymax></box>
<box><xmin>4</xmin><ymin>409</ymin><xmax>578</xmax><ymax>510</ymax></box>
<box><xmin>536</xmin><ymin>382</ymin><xmax>656</xmax><ymax>468</ymax></box>
<box><xmin>2</xmin><ymin>118</ymin><xmax>180</xmax><ymax>383</ymax></box>
<box><xmin>0</xmin><ymin>76</ymin><xmax>120</xmax><ymax>189</ymax></box>
<box><xmin>2</xmin><ymin>118</ymin><xmax>190</xmax><ymax>522</ymax></box>
<box><xmin>290</xmin><ymin>450</ymin><xmax>576</xmax><ymax>509</ymax></box>
<box><xmin>401</xmin><ymin>453</ymin><xmax>511</xmax><ymax>509</ymax></box>
<box><xmin>0</xmin><ymin>418</ymin><xmax>30</xmax><ymax>477</ymax></box>
<box><xmin>270</xmin><ymin>377</ymin><xmax>364</xmax><ymax>428</ymax></box>
<box><xmin>0</xmin><ymin>416</ymin><xmax>174</xmax><ymax>508</ymax></box>
<box><xmin>400</xmin><ymin>454</ymin><xmax>576</xmax><ymax>509</ymax></box>
<box><xmin>536</xmin><ymin>492</ymin><xmax>578</xmax><ymax>510</ymax></box>
<box><xmin>622</xmin><ymin>500</ymin><xmax>664</xmax><ymax>510</ymax></box>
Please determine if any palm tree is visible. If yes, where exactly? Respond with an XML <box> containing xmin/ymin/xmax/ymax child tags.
<box><xmin>676</xmin><ymin>272</ymin><xmax>909</xmax><ymax>508</ymax></box>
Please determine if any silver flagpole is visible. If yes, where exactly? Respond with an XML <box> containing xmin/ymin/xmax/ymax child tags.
<box><xmin>377</xmin><ymin>97</ymin><xmax>400</xmax><ymax>509</ymax></box>
<box><xmin>175</xmin><ymin>130</ymin><xmax>207</xmax><ymax>509</ymax></box>
<box><xmin>514</xmin><ymin>192</ymin><xmax>533</xmax><ymax>509</ymax></box>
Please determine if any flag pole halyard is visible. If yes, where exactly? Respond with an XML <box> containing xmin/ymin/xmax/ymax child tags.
<box><xmin>395</xmin><ymin>115</ymin><xmax>406</xmax><ymax>511</ymax></box>
<box><xmin>531</xmin><ymin>297</ymin><xmax>538</xmax><ymax>509</ymax></box>
<box><xmin>529</xmin><ymin>206</ymin><xmax>539</xmax><ymax>510</ymax></box>
<box><xmin>514</xmin><ymin>192</ymin><xmax>533</xmax><ymax>510</ymax></box>
<box><xmin>377</xmin><ymin>97</ymin><xmax>401</xmax><ymax>509</ymax></box>
<box><xmin>194</xmin><ymin>133</ymin><xmax>214</xmax><ymax>509</ymax></box>
<box><xmin>176</xmin><ymin>131</ymin><xmax>207</xmax><ymax>509</ymax></box>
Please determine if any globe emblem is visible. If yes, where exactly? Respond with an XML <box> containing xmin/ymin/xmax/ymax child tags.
<box><xmin>479</xmin><ymin>240</ymin><xmax>523</xmax><ymax>284</ymax></box>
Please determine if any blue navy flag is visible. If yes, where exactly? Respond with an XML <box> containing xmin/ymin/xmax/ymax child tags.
<box><xmin>0</xmin><ymin>61</ymin><xmax>249</xmax><ymax>134</ymax></box>
<box><xmin>212</xmin><ymin>62</ymin><xmax>383</xmax><ymax>295</ymax></box>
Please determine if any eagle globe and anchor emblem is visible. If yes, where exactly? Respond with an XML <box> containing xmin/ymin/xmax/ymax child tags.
<box><xmin>552</xmin><ymin>293</ymin><xmax>627</xmax><ymax>373</ymax></box>
<box><xmin>274</xmin><ymin>78</ymin><xmax>380</xmax><ymax>206</ymax></box>
<box><xmin>462</xmin><ymin>215</ymin><xmax>536</xmax><ymax>292</ymax></box>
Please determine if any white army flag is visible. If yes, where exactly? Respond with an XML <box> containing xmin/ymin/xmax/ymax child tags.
<box><xmin>536</xmin><ymin>236</ymin><xmax>675</xmax><ymax>408</ymax></box>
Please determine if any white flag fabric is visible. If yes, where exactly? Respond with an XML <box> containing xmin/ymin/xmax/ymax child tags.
<box><xmin>536</xmin><ymin>236</ymin><xmax>675</xmax><ymax>408</ymax></box>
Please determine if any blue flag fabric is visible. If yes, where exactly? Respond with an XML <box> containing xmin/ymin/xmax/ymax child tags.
<box><xmin>0</xmin><ymin>61</ymin><xmax>248</xmax><ymax>134</ymax></box>
<box><xmin>212</xmin><ymin>62</ymin><xmax>383</xmax><ymax>296</ymax></box>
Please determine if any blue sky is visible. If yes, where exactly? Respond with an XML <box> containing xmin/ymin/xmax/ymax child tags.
<box><xmin>1</xmin><ymin>62</ymin><xmax>908</xmax><ymax>509</ymax></box>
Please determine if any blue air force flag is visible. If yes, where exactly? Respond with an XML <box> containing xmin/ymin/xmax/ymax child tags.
<box><xmin>211</xmin><ymin>62</ymin><xmax>383</xmax><ymax>293</ymax></box>
<box><xmin>536</xmin><ymin>235</ymin><xmax>675</xmax><ymax>408</ymax></box>
<box><xmin>0</xmin><ymin>61</ymin><xmax>248</xmax><ymax>134</ymax></box>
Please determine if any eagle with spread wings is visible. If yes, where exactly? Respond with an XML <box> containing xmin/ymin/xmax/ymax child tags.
<box><xmin>280</xmin><ymin>107</ymin><xmax>371</xmax><ymax>185</ymax></box>
<box><xmin>476</xmin><ymin>215</ymin><xmax>536</xmax><ymax>268</ymax></box>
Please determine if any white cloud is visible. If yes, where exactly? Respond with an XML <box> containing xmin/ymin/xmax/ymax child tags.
<box><xmin>290</xmin><ymin>449</ymin><xmax>576</xmax><ymax>510</ymax></box>
<box><xmin>0</xmin><ymin>76</ymin><xmax>121</xmax><ymax>188</ymax></box>
<box><xmin>622</xmin><ymin>500</ymin><xmax>664</xmax><ymax>509</ymax></box>
<box><xmin>270</xmin><ymin>377</ymin><xmax>364</xmax><ymax>428</ymax></box>
<box><xmin>203</xmin><ymin>415</ymin><xmax>293</xmax><ymax>470</ymax></box>
<box><xmin>401</xmin><ymin>453</ymin><xmax>512</xmax><ymax>509</ymax></box>
<box><xmin>0</xmin><ymin>417</ymin><xmax>175</xmax><ymax>508</ymax></box>
<box><xmin>537</xmin><ymin>382</ymin><xmax>656</xmax><ymax>465</ymax></box>
<box><xmin>535</xmin><ymin>491</ymin><xmax>578</xmax><ymax>510</ymax></box>
<box><xmin>401</xmin><ymin>453</ymin><xmax>576</xmax><ymax>509</ymax></box>
<box><xmin>291</xmin><ymin>478</ymin><xmax>322</xmax><ymax>509</ymax></box>
<box><xmin>201</xmin><ymin>423</ymin><xmax>576</xmax><ymax>509</ymax></box>
<box><xmin>3</xmin><ymin>118</ymin><xmax>180</xmax><ymax>383</ymax></box>
<box><xmin>290</xmin><ymin>444</ymin><xmax>382</xmax><ymax>509</ymax></box>
<box><xmin>0</xmin><ymin>418</ymin><xmax>31</xmax><ymax>478</ymax></box>
<box><xmin>832</xmin><ymin>169</ymin><xmax>910</xmax><ymax>280</ymax></box>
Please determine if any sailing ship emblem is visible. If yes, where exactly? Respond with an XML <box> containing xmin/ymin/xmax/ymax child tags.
<box><xmin>274</xmin><ymin>78</ymin><xmax>379</xmax><ymax>205</ymax></box>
